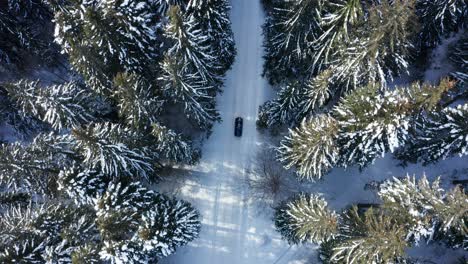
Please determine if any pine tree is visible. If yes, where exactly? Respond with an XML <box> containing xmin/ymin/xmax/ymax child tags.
<box><xmin>133</xmin><ymin>196</ymin><xmax>201</xmax><ymax>258</ymax></box>
<box><xmin>0</xmin><ymin>236</ymin><xmax>47</xmax><ymax>263</ymax></box>
<box><xmin>330</xmin><ymin>206</ymin><xmax>408</xmax><ymax>263</ymax></box>
<box><xmin>165</xmin><ymin>5</ymin><xmax>220</xmax><ymax>83</ymax></box>
<box><xmin>379</xmin><ymin>175</ymin><xmax>468</xmax><ymax>248</ymax></box>
<box><xmin>95</xmin><ymin>181</ymin><xmax>200</xmax><ymax>263</ymax></box>
<box><xmin>299</xmin><ymin>69</ymin><xmax>333</xmax><ymax>117</ymax></box>
<box><xmin>113</xmin><ymin>73</ymin><xmax>164</xmax><ymax>130</ymax></box>
<box><xmin>70</xmin><ymin>122</ymin><xmax>155</xmax><ymax>179</ymax></box>
<box><xmin>58</xmin><ymin>166</ymin><xmax>109</xmax><ymax>205</ymax></box>
<box><xmin>151</xmin><ymin>123</ymin><xmax>200</xmax><ymax>164</ymax></box>
<box><xmin>159</xmin><ymin>55</ymin><xmax>219</xmax><ymax>128</ymax></box>
<box><xmin>0</xmin><ymin>203</ymin><xmax>98</xmax><ymax>263</ymax></box>
<box><xmin>186</xmin><ymin>0</ymin><xmax>236</xmax><ymax>73</ymax></box>
<box><xmin>416</xmin><ymin>0</ymin><xmax>467</xmax><ymax>48</ymax></box>
<box><xmin>335</xmin><ymin>79</ymin><xmax>454</xmax><ymax>168</ymax></box>
<box><xmin>154</xmin><ymin>0</ymin><xmax>188</xmax><ymax>15</ymax></box>
<box><xmin>54</xmin><ymin>0</ymin><xmax>161</xmax><ymax>94</ymax></box>
<box><xmin>275</xmin><ymin>194</ymin><xmax>338</xmax><ymax>244</ymax></box>
<box><xmin>263</xmin><ymin>0</ymin><xmax>323</xmax><ymax>82</ymax></box>
<box><xmin>71</xmin><ymin>244</ymin><xmax>100</xmax><ymax>264</ymax></box>
<box><xmin>260</xmin><ymin>81</ymin><xmax>304</xmax><ymax>127</ymax></box>
<box><xmin>448</xmin><ymin>34</ymin><xmax>468</xmax><ymax>87</ymax></box>
<box><xmin>0</xmin><ymin>133</ymin><xmax>71</xmax><ymax>195</ymax></box>
<box><xmin>4</xmin><ymin>80</ymin><xmax>98</xmax><ymax>130</ymax></box>
<box><xmin>397</xmin><ymin>103</ymin><xmax>468</xmax><ymax>165</ymax></box>
<box><xmin>311</xmin><ymin>0</ymin><xmax>363</xmax><ymax>71</ymax></box>
<box><xmin>331</xmin><ymin>0</ymin><xmax>418</xmax><ymax>90</ymax></box>
<box><xmin>334</xmin><ymin>83</ymin><xmax>413</xmax><ymax>168</ymax></box>
<box><xmin>0</xmin><ymin>0</ymin><xmax>54</xmax><ymax>69</ymax></box>
<box><xmin>95</xmin><ymin>181</ymin><xmax>154</xmax><ymax>242</ymax></box>
<box><xmin>278</xmin><ymin>115</ymin><xmax>339</xmax><ymax>180</ymax></box>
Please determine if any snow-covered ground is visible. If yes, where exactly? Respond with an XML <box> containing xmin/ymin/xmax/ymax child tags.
<box><xmin>159</xmin><ymin>1</ymin><xmax>468</xmax><ymax>263</ymax></box>
<box><xmin>159</xmin><ymin>0</ymin><xmax>313</xmax><ymax>263</ymax></box>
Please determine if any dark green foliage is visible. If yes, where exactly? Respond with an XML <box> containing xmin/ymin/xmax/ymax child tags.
<box><xmin>263</xmin><ymin>0</ymin><xmax>323</xmax><ymax>83</ymax></box>
<box><xmin>261</xmin><ymin>0</ymin><xmax>420</xmax><ymax>129</ymax></box>
<box><xmin>278</xmin><ymin>115</ymin><xmax>338</xmax><ymax>180</ymax></box>
<box><xmin>329</xmin><ymin>207</ymin><xmax>408</xmax><ymax>263</ymax></box>
<box><xmin>416</xmin><ymin>0</ymin><xmax>467</xmax><ymax>48</ymax></box>
<box><xmin>4</xmin><ymin>80</ymin><xmax>99</xmax><ymax>130</ymax></box>
<box><xmin>113</xmin><ymin>73</ymin><xmax>164</xmax><ymax>130</ymax></box>
<box><xmin>159</xmin><ymin>54</ymin><xmax>220</xmax><ymax>128</ymax></box>
<box><xmin>380</xmin><ymin>176</ymin><xmax>468</xmax><ymax>249</ymax></box>
<box><xmin>0</xmin><ymin>133</ymin><xmax>71</xmax><ymax>196</ymax></box>
<box><xmin>151</xmin><ymin>123</ymin><xmax>200</xmax><ymax>164</ymax></box>
<box><xmin>278</xmin><ymin>79</ymin><xmax>456</xmax><ymax>179</ymax></box>
<box><xmin>187</xmin><ymin>0</ymin><xmax>236</xmax><ymax>74</ymax></box>
<box><xmin>0</xmin><ymin>192</ymin><xmax>31</xmax><ymax>207</ymax></box>
<box><xmin>71</xmin><ymin>122</ymin><xmax>155</xmax><ymax>179</ymax></box>
<box><xmin>396</xmin><ymin>103</ymin><xmax>468</xmax><ymax>165</ymax></box>
<box><xmin>0</xmin><ymin>0</ymin><xmax>57</xmax><ymax>70</ymax></box>
<box><xmin>275</xmin><ymin>194</ymin><xmax>338</xmax><ymax>244</ymax></box>
<box><xmin>54</xmin><ymin>0</ymin><xmax>161</xmax><ymax>94</ymax></box>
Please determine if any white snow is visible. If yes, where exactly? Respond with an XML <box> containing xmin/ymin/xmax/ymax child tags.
<box><xmin>158</xmin><ymin>1</ymin><xmax>468</xmax><ymax>263</ymax></box>
<box><xmin>159</xmin><ymin>1</ymin><xmax>313</xmax><ymax>263</ymax></box>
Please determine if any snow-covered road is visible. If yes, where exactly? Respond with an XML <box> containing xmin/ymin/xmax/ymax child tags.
<box><xmin>160</xmin><ymin>1</ymin><xmax>312</xmax><ymax>263</ymax></box>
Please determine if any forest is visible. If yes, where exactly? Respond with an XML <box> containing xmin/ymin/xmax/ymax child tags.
<box><xmin>0</xmin><ymin>0</ymin><xmax>466</xmax><ymax>263</ymax></box>
<box><xmin>260</xmin><ymin>0</ymin><xmax>467</xmax><ymax>263</ymax></box>
<box><xmin>0</xmin><ymin>0</ymin><xmax>234</xmax><ymax>263</ymax></box>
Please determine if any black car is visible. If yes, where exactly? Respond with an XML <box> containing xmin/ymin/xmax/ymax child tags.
<box><xmin>234</xmin><ymin>117</ymin><xmax>243</xmax><ymax>137</ymax></box>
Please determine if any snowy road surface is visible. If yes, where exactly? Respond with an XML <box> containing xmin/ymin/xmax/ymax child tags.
<box><xmin>160</xmin><ymin>0</ymin><xmax>312</xmax><ymax>263</ymax></box>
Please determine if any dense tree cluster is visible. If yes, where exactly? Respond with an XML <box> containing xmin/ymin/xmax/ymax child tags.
<box><xmin>260</xmin><ymin>0</ymin><xmax>466</xmax><ymax>127</ymax></box>
<box><xmin>275</xmin><ymin>176</ymin><xmax>468</xmax><ymax>263</ymax></box>
<box><xmin>0</xmin><ymin>0</ymin><xmax>58</xmax><ymax>70</ymax></box>
<box><xmin>278</xmin><ymin>79</ymin><xmax>461</xmax><ymax>180</ymax></box>
<box><xmin>0</xmin><ymin>0</ymin><xmax>236</xmax><ymax>262</ymax></box>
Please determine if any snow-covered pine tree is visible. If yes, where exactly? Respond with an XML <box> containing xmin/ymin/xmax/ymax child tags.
<box><xmin>70</xmin><ymin>122</ymin><xmax>155</xmax><ymax>179</ymax></box>
<box><xmin>165</xmin><ymin>5</ymin><xmax>220</xmax><ymax>83</ymax></box>
<box><xmin>311</xmin><ymin>0</ymin><xmax>363</xmax><ymax>71</ymax></box>
<box><xmin>275</xmin><ymin>194</ymin><xmax>338</xmax><ymax>244</ymax></box>
<box><xmin>416</xmin><ymin>0</ymin><xmax>467</xmax><ymax>48</ymax></box>
<box><xmin>335</xmin><ymin>79</ymin><xmax>454</xmax><ymax>168</ymax></box>
<box><xmin>133</xmin><ymin>195</ymin><xmax>201</xmax><ymax>258</ymax></box>
<box><xmin>448</xmin><ymin>34</ymin><xmax>468</xmax><ymax>88</ymax></box>
<box><xmin>54</xmin><ymin>0</ymin><xmax>161</xmax><ymax>94</ymax></box>
<box><xmin>331</xmin><ymin>0</ymin><xmax>418</xmax><ymax>91</ymax></box>
<box><xmin>58</xmin><ymin>166</ymin><xmax>109</xmax><ymax>205</ymax></box>
<box><xmin>259</xmin><ymin>81</ymin><xmax>304</xmax><ymax>127</ymax></box>
<box><xmin>278</xmin><ymin>115</ymin><xmax>339</xmax><ymax>180</ymax></box>
<box><xmin>0</xmin><ymin>235</ymin><xmax>47</xmax><ymax>263</ymax></box>
<box><xmin>379</xmin><ymin>175</ymin><xmax>468</xmax><ymax>248</ymax></box>
<box><xmin>95</xmin><ymin>181</ymin><xmax>200</xmax><ymax>263</ymax></box>
<box><xmin>95</xmin><ymin>181</ymin><xmax>154</xmax><ymax>241</ymax></box>
<box><xmin>0</xmin><ymin>133</ymin><xmax>72</xmax><ymax>196</ymax></box>
<box><xmin>258</xmin><ymin>70</ymin><xmax>333</xmax><ymax>128</ymax></box>
<box><xmin>4</xmin><ymin>80</ymin><xmax>98</xmax><ymax>130</ymax></box>
<box><xmin>0</xmin><ymin>0</ymin><xmax>53</xmax><ymax>69</ymax></box>
<box><xmin>151</xmin><ymin>123</ymin><xmax>200</xmax><ymax>164</ymax></box>
<box><xmin>263</xmin><ymin>0</ymin><xmax>323</xmax><ymax>83</ymax></box>
<box><xmin>397</xmin><ymin>103</ymin><xmax>468</xmax><ymax>165</ymax></box>
<box><xmin>0</xmin><ymin>203</ymin><xmax>98</xmax><ymax>263</ymax></box>
<box><xmin>70</xmin><ymin>244</ymin><xmax>101</xmax><ymax>264</ymax></box>
<box><xmin>334</xmin><ymin>83</ymin><xmax>413</xmax><ymax>168</ymax></box>
<box><xmin>186</xmin><ymin>0</ymin><xmax>236</xmax><ymax>73</ymax></box>
<box><xmin>298</xmin><ymin>69</ymin><xmax>333</xmax><ymax>119</ymax></box>
<box><xmin>113</xmin><ymin>73</ymin><xmax>164</xmax><ymax>130</ymax></box>
<box><xmin>154</xmin><ymin>0</ymin><xmax>188</xmax><ymax>15</ymax></box>
<box><xmin>330</xmin><ymin>206</ymin><xmax>408</xmax><ymax>263</ymax></box>
<box><xmin>159</xmin><ymin>55</ymin><xmax>219</xmax><ymax>128</ymax></box>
